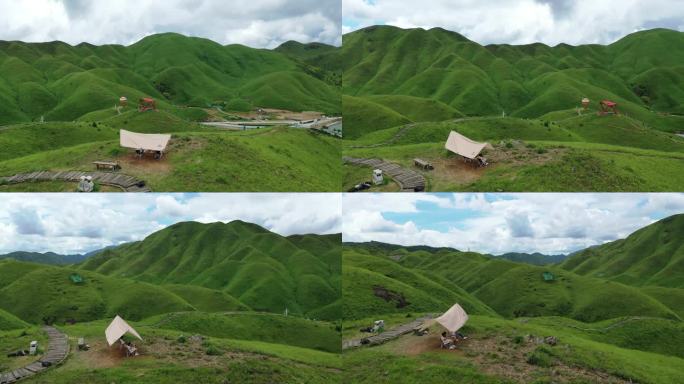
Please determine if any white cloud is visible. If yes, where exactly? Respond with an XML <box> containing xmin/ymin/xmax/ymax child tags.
<box><xmin>343</xmin><ymin>193</ymin><xmax>684</xmax><ymax>255</ymax></box>
<box><xmin>0</xmin><ymin>0</ymin><xmax>341</xmax><ymax>48</ymax></box>
<box><xmin>0</xmin><ymin>193</ymin><xmax>341</xmax><ymax>255</ymax></box>
<box><xmin>343</xmin><ymin>0</ymin><xmax>684</xmax><ymax>45</ymax></box>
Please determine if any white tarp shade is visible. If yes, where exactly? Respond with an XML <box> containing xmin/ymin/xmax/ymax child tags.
<box><xmin>444</xmin><ymin>131</ymin><xmax>488</xmax><ymax>160</ymax></box>
<box><xmin>105</xmin><ymin>315</ymin><xmax>143</xmax><ymax>346</ymax></box>
<box><xmin>431</xmin><ymin>303</ymin><xmax>469</xmax><ymax>333</ymax></box>
<box><xmin>120</xmin><ymin>129</ymin><xmax>171</xmax><ymax>152</ymax></box>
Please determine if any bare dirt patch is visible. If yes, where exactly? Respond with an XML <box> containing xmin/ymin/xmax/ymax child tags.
<box><xmin>419</xmin><ymin>142</ymin><xmax>568</xmax><ymax>188</ymax></box>
<box><xmin>233</xmin><ymin>109</ymin><xmax>324</xmax><ymax>121</ymax></box>
<box><xmin>384</xmin><ymin>333</ymin><xmax>630</xmax><ymax>384</ymax></box>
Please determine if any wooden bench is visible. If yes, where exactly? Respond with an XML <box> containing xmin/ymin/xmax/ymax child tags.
<box><xmin>414</xmin><ymin>158</ymin><xmax>434</xmax><ymax>170</ymax></box>
<box><xmin>93</xmin><ymin>161</ymin><xmax>120</xmax><ymax>171</ymax></box>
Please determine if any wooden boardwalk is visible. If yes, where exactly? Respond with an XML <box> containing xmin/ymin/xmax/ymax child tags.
<box><xmin>344</xmin><ymin>157</ymin><xmax>426</xmax><ymax>192</ymax></box>
<box><xmin>0</xmin><ymin>171</ymin><xmax>150</xmax><ymax>192</ymax></box>
<box><xmin>343</xmin><ymin>315</ymin><xmax>434</xmax><ymax>350</ymax></box>
<box><xmin>0</xmin><ymin>326</ymin><xmax>69</xmax><ymax>384</ymax></box>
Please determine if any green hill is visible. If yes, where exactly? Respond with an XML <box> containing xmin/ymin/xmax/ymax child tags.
<box><xmin>146</xmin><ymin>312</ymin><xmax>340</xmax><ymax>353</ymax></box>
<box><xmin>0</xmin><ymin>251</ymin><xmax>88</xmax><ymax>265</ymax></box>
<box><xmin>561</xmin><ymin>214</ymin><xmax>684</xmax><ymax>287</ymax></box>
<box><xmin>0</xmin><ymin>120</ymin><xmax>341</xmax><ymax>192</ymax></box>
<box><xmin>0</xmin><ymin>33</ymin><xmax>340</xmax><ymax>124</ymax></box>
<box><xmin>345</xmin><ymin>243</ymin><xmax>680</xmax><ymax>322</ymax></box>
<box><xmin>343</xmin><ymin>240</ymin><xmax>684</xmax><ymax>383</ymax></box>
<box><xmin>0</xmin><ymin>308</ymin><xmax>27</xmax><ymax>330</ymax></box>
<box><xmin>342</xmin><ymin>26</ymin><xmax>684</xmax><ymax>191</ymax></box>
<box><xmin>0</xmin><ymin>259</ymin><xmax>195</xmax><ymax>323</ymax></box>
<box><xmin>80</xmin><ymin>221</ymin><xmax>341</xmax><ymax>320</ymax></box>
<box><xmin>343</xmin><ymin>26</ymin><xmax>684</xmax><ymax>123</ymax></box>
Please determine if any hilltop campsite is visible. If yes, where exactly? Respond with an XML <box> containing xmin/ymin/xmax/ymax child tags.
<box><xmin>342</xmin><ymin>26</ymin><xmax>684</xmax><ymax>192</ymax></box>
<box><xmin>341</xmin><ymin>214</ymin><xmax>684</xmax><ymax>383</ymax></box>
<box><xmin>0</xmin><ymin>220</ymin><xmax>342</xmax><ymax>383</ymax></box>
<box><xmin>0</xmin><ymin>33</ymin><xmax>341</xmax><ymax>192</ymax></box>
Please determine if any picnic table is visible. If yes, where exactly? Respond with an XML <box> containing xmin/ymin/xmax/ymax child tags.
<box><xmin>413</xmin><ymin>158</ymin><xmax>434</xmax><ymax>170</ymax></box>
<box><xmin>93</xmin><ymin>161</ymin><xmax>120</xmax><ymax>171</ymax></box>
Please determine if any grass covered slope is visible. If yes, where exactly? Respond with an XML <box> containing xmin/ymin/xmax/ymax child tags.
<box><xmin>3</xmin><ymin>317</ymin><xmax>341</xmax><ymax>383</ymax></box>
<box><xmin>343</xmin><ymin>247</ymin><xmax>497</xmax><ymax>320</ymax></box>
<box><xmin>561</xmin><ymin>214</ymin><xmax>684</xmax><ymax>288</ymax></box>
<box><xmin>343</xmin><ymin>240</ymin><xmax>684</xmax><ymax>383</ymax></box>
<box><xmin>0</xmin><ymin>308</ymin><xmax>28</xmax><ymax>331</ymax></box>
<box><xmin>344</xmin><ymin>113</ymin><xmax>684</xmax><ymax>191</ymax></box>
<box><xmin>80</xmin><ymin>221</ymin><xmax>341</xmax><ymax>320</ymax></box>
<box><xmin>342</xmin><ymin>26</ymin><xmax>684</xmax><ymax>191</ymax></box>
<box><xmin>146</xmin><ymin>312</ymin><xmax>340</xmax><ymax>353</ymax></box>
<box><xmin>343</xmin><ymin>26</ymin><xmax>684</xmax><ymax>124</ymax></box>
<box><xmin>0</xmin><ymin>117</ymin><xmax>341</xmax><ymax>192</ymax></box>
<box><xmin>0</xmin><ymin>33</ymin><xmax>340</xmax><ymax>124</ymax></box>
<box><xmin>0</xmin><ymin>259</ymin><xmax>195</xmax><ymax>323</ymax></box>
<box><xmin>345</xmin><ymin>242</ymin><xmax>681</xmax><ymax>322</ymax></box>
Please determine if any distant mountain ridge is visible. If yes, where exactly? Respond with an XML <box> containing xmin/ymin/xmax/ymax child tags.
<box><xmin>0</xmin><ymin>245</ymin><xmax>118</xmax><ymax>265</ymax></box>
<box><xmin>0</xmin><ymin>32</ymin><xmax>340</xmax><ymax>124</ymax></box>
<box><xmin>0</xmin><ymin>251</ymin><xmax>88</xmax><ymax>265</ymax></box>
<box><xmin>498</xmin><ymin>252</ymin><xmax>567</xmax><ymax>265</ymax></box>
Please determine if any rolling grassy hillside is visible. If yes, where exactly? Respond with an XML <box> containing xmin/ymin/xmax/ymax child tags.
<box><xmin>343</xmin><ymin>237</ymin><xmax>684</xmax><ymax>383</ymax></box>
<box><xmin>144</xmin><ymin>312</ymin><xmax>340</xmax><ymax>353</ymax></box>
<box><xmin>0</xmin><ymin>33</ymin><xmax>340</xmax><ymax>124</ymax></box>
<box><xmin>345</xmin><ymin>245</ymin><xmax>679</xmax><ymax>323</ymax></box>
<box><xmin>0</xmin><ymin>220</ymin><xmax>342</xmax><ymax>382</ymax></box>
<box><xmin>0</xmin><ymin>111</ymin><xmax>342</xmax><ymax>191</ymax></box>
<box><xmin>342</xmin><ymin>26</ymin><xmax>684</xmax><ymax>191</ymax></box>
<box><xmin>0</xmin><ymin>308</ymin><xmax>27</xmax><ymax>331</ymax></box>
<box><xmin>561</xmin><ymin>214</ymin><xmax>684</xmax><ymax>287</ymax></box>
<box><xmin>0</xmin><ymin>316</ymin><xmax>341</xmax><ymax>383</ymax></box>
<box><xmin>343</xmin><ymin>26</ymin><xmax>684</xmax><ymax>125</ymax></box>
<box><xmin>0</xmin><ymin>259</ymin><xmax>198</xmax><ymax>324</ymax></box>
<box><xmin>344</xmin><ymin>114</ymin><xmax>684</xmax><ymax>191</ymax></box>
<box><xmin>80</xmin><ymin>221</ymin><xmax>341</xmax><ymax>320</ymax></box>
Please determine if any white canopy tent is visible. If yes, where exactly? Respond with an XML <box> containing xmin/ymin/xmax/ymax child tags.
<box><xmin>105</xmin><ymin>315</ymin><xmax>143</xmax><ymax>346</ymax></box>
<box><xmin>444</xmin><ymin>131</ymin><xmax>489</xmax><ymax>160</ymax></box>
<box><xmin>120</xmin><ymin>129</ymin><xmax>171</xmax><ymax>152</ymax></box>
<box><xmin>423</xmin><ymin>303</ymin><xmax>469</xmax><ymax>333</ymax></box>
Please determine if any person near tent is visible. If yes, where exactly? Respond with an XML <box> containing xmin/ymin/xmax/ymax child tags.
<box><xmin>120</xmin><ymin>130</ymin><xmax>171</xmax><ymax>161</ymax></box>
<box><xmin>421</xmin><ymin>303</ymin><xmax>469</xmax><ymax>350</ymax></box>
<box><xmin>440</xmin><ymin>332</ymin><xmax>456</xmax><ymax>349</ymax></box>
<box><xmin>451</xmin><ymin>330</ymin><xmax>467</xmax><ymax>340</ymax></box>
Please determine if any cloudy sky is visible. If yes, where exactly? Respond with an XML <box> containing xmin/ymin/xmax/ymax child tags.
<box><xmin>343</xmin><ymin>0</ymin><xmax>684</xmax><ymax>45</ymax></box>
<box><xmin>0</xmin><ymin>0</ymin><xmax>341</xmax><ymax>48</ymax></box>
<box><xmin>343</xmin><ymin>193</ymin><xmax>684</xmax><ymax>255</ymax></box>
<box><xmin>0</xmin><ymin>193</ymin><xmax>341</xmax><ymax>255</ymax></box>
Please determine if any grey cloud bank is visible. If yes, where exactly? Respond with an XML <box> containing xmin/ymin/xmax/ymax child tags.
<box><xmin>343</xmin><ymin>0</ymin><xmax>684</xmax><ymax>45</ymax></box>
<box><xmin>0</xmin><ymin>0</ymin><xmax>341</xmax><ymax>48</ymax></box>
<box><xmin>0</xmin><ymin>193</ymin><xmax>341</xmax><ymax>255</ymax></box>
